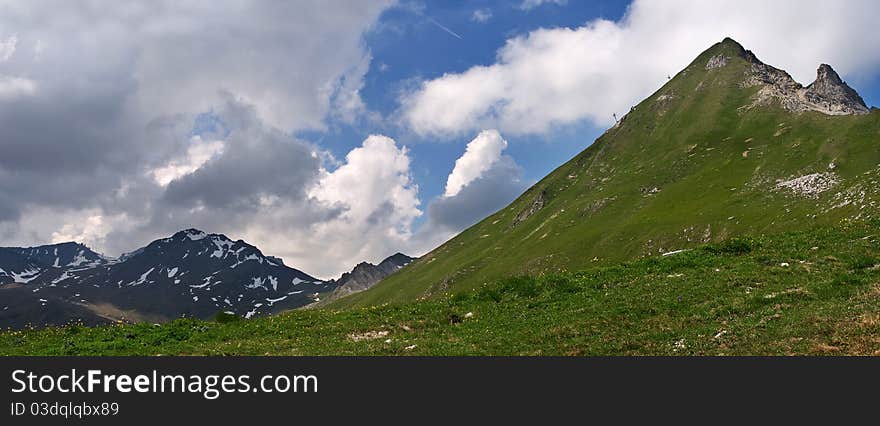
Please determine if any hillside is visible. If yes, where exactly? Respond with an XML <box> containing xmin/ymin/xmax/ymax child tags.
<box><xmin>3</xmin><ymin>222</ymin><xmax>879</xmax><ymax>355</ymax></box>
<box><xmin>335</xmin><ymin>38</ymin><xmax>880</xmax><ymax>307</ymax></box>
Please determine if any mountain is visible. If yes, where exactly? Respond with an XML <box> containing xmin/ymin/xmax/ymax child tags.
<box><xmin>326</xmin><ymin>253</ymin><xmax>415</xmax><ymax>300</ymax></box>
<box><xmin>335</xmin><ymin>37</ymin><xmax>880</xmax><ymax>307</ymax></box>
<box><xmin>0</xmin><ymin>229</ymin><xmax>334</xmax><ymax>328</ymax></box>
<box><xmin>0</xmin><ymin>242</ymin><xmax>106</xmax><ymax>285</ymax></box>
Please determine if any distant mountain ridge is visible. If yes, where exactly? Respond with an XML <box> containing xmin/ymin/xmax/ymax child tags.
<box><xmin>0</xmin><ymin>229</ymin><xmax>334</xmax><ymax>328</ymax></box>
<box><xmin>328</xmin><ymin>253</ymin><xmax>415</xmax><ymax>300</ymax></box>
<box><xmin>0</xmin><ymin>242</ymin><xmax>106</xmax><ymax>286</ymax></box>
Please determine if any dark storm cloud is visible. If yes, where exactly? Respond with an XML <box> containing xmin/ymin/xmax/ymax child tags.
<box><xmin>0</xmin><ymin>74</ymin><xmax>146</xmax><ymax>221</ymax></box>
<box><xmin>161</xmin><ymin>100</ymin><xmax>323</xmax><ymax>210</ymax></box>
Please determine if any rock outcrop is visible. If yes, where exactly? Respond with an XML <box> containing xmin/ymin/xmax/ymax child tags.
<box><xmin>802</xmin><ymin>64</ymin><xmax>870</xmax><ymax>115</ymax></box>
<box><xmin>329</xmin><ymin>253</ymin><xmax>415</xmax><ymax>299</ymax></box>
<box><xmin>512</xmin><ymin>190</ymin><xmax>547</xmax><ymax>227</ymax></box>
<box><xmin>724</xmin><ymin>38</ymin><xmax>869</xmax><ymax>116</ymax></box>
<box><xmin>705</xmin><ymin>54</ymin><xmax>728</xmax><ymax>70</ymax></box>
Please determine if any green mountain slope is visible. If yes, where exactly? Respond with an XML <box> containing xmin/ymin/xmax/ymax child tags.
<box><xmin>336</xmin><ymin>38</ymin><xmax>880</xmax><ymax>307</ymax></box>
<box><xmin>5</xmin><ymin>223</ymin><xmax>880</xmax><ymax>355</ymax></box>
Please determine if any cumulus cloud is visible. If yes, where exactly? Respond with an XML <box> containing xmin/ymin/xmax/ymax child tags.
<box><xmin>444</xmin><ymin>129</ymin><xmax>508</xmax><ymax>197</ymax></box>
<box><xmin>117</xmin><ymin>99</ymin><xmax>421</xmax><ymax>278</ymax></box>
<box><xmin>310</xmin><ymin>135</ymin><xmax>420</xmax><ymax>228</ymax></box>
<box><xmin>50</xmin><ymin>212</ymin><xmax>130</xmax><ymax>251</ymax></box>
<box><xmin>304</xmin><ymin>135</ymin><xmax>422</xmax><ymax>276</ymax></box>
<box><xmin>403</xmin><ymin>0</ymin><xmax>880</xmax><ymax>136</ymax></box>
<box><xmin>429</xmin><ymin>156</ymin><xmax>523</xmax><ymax>232</ymax></box>
<box><xmin>11</xmin><ymin>97</ymin><xmax>421</xmax><ymax>279</ymax></box>
<box><xmin>0</xmin><ymin>1</ymin><xmax>390</xmax><ymax>205</ymax></box>
<box><xmin>128</xmin><ymin>2</ymin><xmax>390</xmax><ymax>131</ymax></box>
<box><xmin>410</xmin><ymin>130</ymin><xmax>525</xmax><ymax>252</ymax></box>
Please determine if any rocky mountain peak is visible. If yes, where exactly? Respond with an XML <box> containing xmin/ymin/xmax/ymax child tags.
<box><xmin>176</xmin><ymin>228</ymin><xmax>209</xmax><ymax>241</ymax></box>
<box><xmin>816</xmin><ymin>64</ymin><xmax>842</xmax><ymax>84</ymax></box>
<box><xmin>707</xmin><ymin>37</ymin><xmax>759</xmax><ymax>66</ymax></box>
<box><xmin>719</xmin><ymin>39</ymin><xmax>871</xmax><ymax>116</ymax></box>
<box><xmin>380</xmin><ymin>252</ymin><xmax>414</xmax><ymax>266</ymax></box>
<box><xmin>326</xmin><ymin>253</ymin><xmax>416</xmax><ymax>300</ymax></box>
<box><xmin>802</xmin><ymin>63</ymin><xmax>869</xmax><ymax>115</ymax></box>
<box><xmin>719</xmin><ymin>37</ymin><xmax>748</xmax><ymax>56</ymax></box>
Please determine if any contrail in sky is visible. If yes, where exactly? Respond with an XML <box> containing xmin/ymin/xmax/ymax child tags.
<box><xmin>427</xmin><ymin>17</ymin><xmax>463</xmax><ymax>40</ymax></box>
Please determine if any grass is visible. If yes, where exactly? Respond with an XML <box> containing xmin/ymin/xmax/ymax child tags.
<box><xmin>3</xmin><ymin>222</ymin><xmax>879</xmax><ymax>355</ymax></box>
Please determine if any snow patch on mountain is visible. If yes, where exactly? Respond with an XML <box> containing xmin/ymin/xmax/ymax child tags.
<box><xmin>184</xmin><ymin>229</ymin><xmax>208</xmax><ymax>241</ymax></box>
<box><xmin>11</xmin><ymin>267</ymin><xmax>41</xmax><ymax>283</ymax></box>
<box><xmin>131</xmin><ymin>267</ymin><xmax>156</xmax><ymax>286</ymax></box>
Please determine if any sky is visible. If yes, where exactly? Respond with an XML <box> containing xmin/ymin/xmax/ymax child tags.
<box><xmin>1</xmin><ymin>0</ymin><xmax>879</xmax><ymax>278</ymax></box>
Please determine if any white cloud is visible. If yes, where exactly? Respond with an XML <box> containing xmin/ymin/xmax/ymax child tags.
<box><xmin>263</xmin><ymin>131</ymin><xmax>522</xmax><ymax>277</ymax></box>
<box><xmin>51</xmin><ymin>214</ymin><xmax>108</xmax><ymax>248</ymax></box>
<box><xmin>0</xmin><ymin>75</ymin><xmax>35</xmax><ymax>99</ymax></box>
<box><xmin>471</xmin><ymin>9</ymin><xmax>493</xmax><ymax>23</ymax></box>
<box><xmin>310</xmin><ymin>135</ymin><xmax>421</xmax><ymax>232</ymax></box>
<box><xmin>403</xmin><ymin>0</ymin><xmax>880</xmax><ymax>136</ymax></box>
<box><xmin>4</xmin><ymin>208</ymin><xmax>133</xmax><ymax>252</ymax></box>
<box><xmin>266</xmin><ymin>131</ymin><xmax>525</xmax><ymax>277</ymax></box>
<box><xmin>0</xmin><ymin>35</ymin><xmax>16</xmax><ymax>61</ymax></box>
<box><xmin>444</xmin><ymin>129</ymin><xmax>508</xmax><ymax>197</ymax></box>
<box><xmin>0</xmin><ymin>2</ymin><xmax>392</xmax><ymax>132</ymax></box>
<box><xmin>5</xmin><ymin>131</ymin><xmax>423</xmax><ymax>279</ymax></box>
<box><xmin>283</xmin><ymin>135</ymin><xmax>422</xmax><ymax>277</ymax></box>
<box><xmin>150</xmin><ymin>136</ymin><xmax>225</xmax><ymax>186</ymax></box>
<box><xmin>411</xmin><ymin>130</ymin><xmax>525</xmax><ymax>253</ymax></box>
<box><xmin>519</xmin><ymin>0</ymin><xmax>567</xmax><ymax>10</ymax></box>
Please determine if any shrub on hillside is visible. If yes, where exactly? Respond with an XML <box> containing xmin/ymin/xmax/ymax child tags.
<box><xmin>705</xmin><ymin>237</ymin><xmax>758</xmax><ymax>255</ymax></box>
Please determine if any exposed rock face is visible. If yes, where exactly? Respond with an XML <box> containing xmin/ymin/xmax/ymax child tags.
<box><xmin>705</xmin><ymin>54</ymin><xmax>728</xmax><ymax>70</ymax></box>
<box><xmin>728</xmin><ymin>37</ymin><xmax>869</xmax><ymax>116</ymax></box>
<box><xmin>775</xmin><ymin>172</ymin><xmax>839</xmax><ymax>198</ymax></box>
<box><xmin>802</xmin><ymin>64</ymin><xmax>869</xmax><ymax>115</ymax></box>
<box><xmin>512</xmin><ymin>190</ymin><xmax>547</xmax><ymax>226</ymax></box>
<box><xmin>329</xmin><ymin>253</ymin><xmax>415</xmax><ymax>299</ymax></box>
